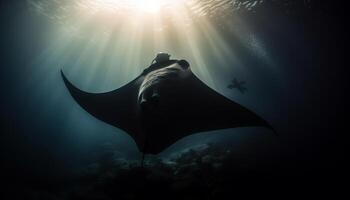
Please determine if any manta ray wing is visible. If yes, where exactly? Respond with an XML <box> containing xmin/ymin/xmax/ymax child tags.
<box><xmin>140</xmin><ymin>71</ymin><xmax>274</xmax><ymax>153</ymax></box>
<box><xmin>61</xmin><ymin>71</ymin><xmax>144</xmax><ymax>147</ymax></box>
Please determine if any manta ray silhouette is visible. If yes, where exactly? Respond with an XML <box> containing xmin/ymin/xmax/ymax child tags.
<box><xmin>61</xmin><ymin>59</ymin><xmax>274</xmax><ymax>154</ymax></box>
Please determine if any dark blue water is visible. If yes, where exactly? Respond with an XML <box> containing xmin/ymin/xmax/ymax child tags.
<box><xmin>0</xmin><ymin>1</ymin><xmax>345</xmax><ymax>198</ymax></box>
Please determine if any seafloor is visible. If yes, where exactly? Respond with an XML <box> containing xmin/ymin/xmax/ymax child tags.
<box><xmin>15</xmin><ymin>142</ymin><xmax>321</xmax><ymax>200</ymax></box>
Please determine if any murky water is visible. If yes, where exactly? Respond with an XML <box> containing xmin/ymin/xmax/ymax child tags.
<box><xmin>2</xmin><ymin>1</ymin><xmax>340</xmax><ymax>198</ymax></box>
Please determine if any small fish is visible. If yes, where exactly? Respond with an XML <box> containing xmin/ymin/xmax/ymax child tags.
<box><xmin>228</xmin><ymin>78</ymin><xmax>247</xmax><ymax>94</ymax></box>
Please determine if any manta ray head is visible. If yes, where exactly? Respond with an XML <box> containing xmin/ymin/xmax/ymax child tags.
<box><xmin>138</xmin><ymin>60</ymin><xmax>190</xmax><ymax>110</ymax></box>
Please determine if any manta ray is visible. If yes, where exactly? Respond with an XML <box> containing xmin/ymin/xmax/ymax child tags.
<box><xmin>61</xmin><ymin>58</ymin><xmax>274</xmax><ymax>154</ymax></box>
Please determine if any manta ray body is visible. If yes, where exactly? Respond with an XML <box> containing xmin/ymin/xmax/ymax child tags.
<box><xmin>61</xmin><ymin>59</ymin><xmax>273</xmax><ymax>154</ymax></box>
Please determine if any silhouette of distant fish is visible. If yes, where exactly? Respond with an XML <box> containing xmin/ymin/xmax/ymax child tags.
<box><xmin>228</xmin><ymin>78</ymin><xmax>247</xmax><ymax>94</ymax></box>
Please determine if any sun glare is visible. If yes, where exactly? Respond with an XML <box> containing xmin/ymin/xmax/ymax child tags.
<box><xmin>29</xmin><ymin>0</ymin><xmax>269</xmax><ymax>93</ymax></box>
<box><xmin>94</xmin><ymin>0</ymin><xmax>183</xmax><ymax>13</ymax></box>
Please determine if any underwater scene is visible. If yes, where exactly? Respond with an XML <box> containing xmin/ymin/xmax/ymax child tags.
<box><xmin>0</xmin><ymin>0</ymin><xmax>345</xmax><ymax>199</ymax></box>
